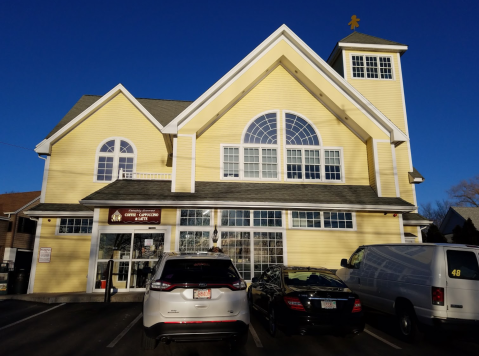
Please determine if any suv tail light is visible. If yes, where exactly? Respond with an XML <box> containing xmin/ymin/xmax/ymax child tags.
<box><xmin>352</xmin><ymin>298</ymin><xmax>362</xmax><ymax>313</ymax></box>
<box><xmin>231</xmin><ymin>280</ymin><xmax>247</xmax><ymax>290</ymax></box>
<box><xmin>150</xmin><ymin>280</ymin><xmax>173</xmax><ymax>291</ymax></box>
<box><xmin>432</xmin><ymin>287</ymin><xmax>444</xmax><ymax>306</ymax></box>
<box><xmin>284</xmin><ymin>296</ymin><xmax>305</xmax><ymax>311</ymax></box>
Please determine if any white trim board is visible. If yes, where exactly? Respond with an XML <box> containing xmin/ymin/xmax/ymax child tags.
<box><xmin>35</xmin><ymin>84</ymin><xmax>163</xmax><ymax>155</ymax></box>
<box><xmin>24</xmin><ymin>211</ymin><xmax>94</xmax><ymax>217</ymax></box>
<box><xmin>79</xmin><ymin>199</ymin><xmax>415</xmax><ymax>212</ymax></box>
<box><xmin>27</xmin><ymin>218</ymin><xmax>43</xmax><ymax>294</ymax></box>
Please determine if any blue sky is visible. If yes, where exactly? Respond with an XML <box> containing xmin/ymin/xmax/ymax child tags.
<box><xmin>0</xmin><ymin>0</ymin><xmax>478</xmax><ymax>207</ymax></box>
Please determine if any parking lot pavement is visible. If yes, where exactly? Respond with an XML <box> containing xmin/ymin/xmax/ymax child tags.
<box><xmin>1</xmin><ymin>300</ymin><xmax>479</xmax><ymax>356</ymax></box>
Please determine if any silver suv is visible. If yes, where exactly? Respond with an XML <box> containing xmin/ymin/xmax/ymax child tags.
<box><xmin>142</xmin><ymin>252</ymin><xmax>250</xmax><ymax>350</ymax></box>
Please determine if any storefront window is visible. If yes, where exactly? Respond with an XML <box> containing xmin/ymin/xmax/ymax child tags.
<box><xmin>221</xmin><ymin>231</ymin><xmax>251</xmax><ymax>280</ymax></box>
<box><xmin>132</xmin><ymin>233</ymin><xmax>164</xmax><ymax>259</ymax></box>
<box><xmin>98</xmin><ymin>233</ymin><xmax>132</xmax><ymax>260</ymax></box>
<box><xmin>179</xmin><ymin>231</ymin><xmax>210</xmax><ymax>252</ymax></box>
<box><xmin>253</xmin><ymin>232</ymin><xmax>283</xmax><ymax>278</ymax></box>
<box><xmin>95</xmin><ymin>261</ymin><xmax>129</xmax><ymax>289</ymax></box>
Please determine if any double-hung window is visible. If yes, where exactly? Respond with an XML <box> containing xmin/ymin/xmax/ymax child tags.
<box><xmin>223</xmin><ymin>112</ymin><xmax>279</xmax><ymax>180</ymax></box>
<box><xmin>352</xmin><ymin>55</ymin><xmax>393</xmax><ymax>79</ymax></box>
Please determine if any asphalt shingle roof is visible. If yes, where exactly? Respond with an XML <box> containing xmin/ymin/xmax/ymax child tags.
<box><xmin>0</xmin><ymin>191</ymin><xmax>41</xmax><ymax>217</ymax></box>
<box><xmin>409</xmin><ymin>167</ymin><xmax>424</xmax><ymax>180</ymax></box>
<box><xmin>81</xmin><ymin>180</ymin><xmax>414</xmax><ymax>208</ymax></box>
<box><xmin>451</xmin><ymin>207</ymin><xmax>479</xmax><ymax>228</ymax></box>
<box><xmin>338</xmin><ymin>32</ymin><xmax>406</xmax><ymax>46</ymax></box>
<box><xmin>45</xmin><ymin>95</ymin><xmax>192</xmax><ymax>139</ymax></box>
<box><xmin>403</xmin><ymin>212</ymin><xmax>430</xmax><ymax>221</ymax></box>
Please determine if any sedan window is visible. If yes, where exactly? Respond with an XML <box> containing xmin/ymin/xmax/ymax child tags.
<box><xmin>283</xmin><ymin>271</ymin><xmax>347</xmax><ymax>288</ymax></box>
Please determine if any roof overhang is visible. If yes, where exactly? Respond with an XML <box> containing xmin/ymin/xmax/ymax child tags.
<box><xmin>163</xmin><ymin>25</ymin><xmax>409</xmax><ymax>145</ymax></box>
<box><xmin>79</xmin><ymin>199</ymin><xmax>415</xmax><ymax>213</ymax></box>
<box><xmin>403</xmin><ymin>219</ymin><xmax>433</xmax><ymax>226</ymax></box>
<box><xmin>327</xmin><ymin>42</ymin><xmax>408</xmax><ymax>64</ymax></box>
<box><xmin>0</xmin><ymin>216</ymin><xmax>9</xmax><ymax>221</ymax></box>
<box><xmin>23</xmin><ymin>210</ymin><xmax>94</xmax><ymax>218</ymax></box>
<box><xmin>35</xmin><ymin>84</ymin><xmax>163</xmax><ymax>155</ymax></box>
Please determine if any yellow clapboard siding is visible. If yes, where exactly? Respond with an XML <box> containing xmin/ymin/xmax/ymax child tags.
<box><xmin>395</xmin><ymin>143</ymin><xmax>415</xmax><ymax>204</ymax></box>
<box><xmin>45</xmin><ymin>93</ymin><xmax>171</xmax><ymax>204</ymax></box>
<box><xmin>366</xmin><ymin>138</ymin><xmax>377</xmax><ymax>192</ymax></box>
<box><xmin>34</xmin><ymin>218</ymin><xmax>91</xmax><ymax>293</ymax></box>
<box><xmin>376</xmin><ymin>141</ymin><xmax>396</xmax><ymax>197</ymax></box>
<box><xmin>344</xmin><ymin>50</ymin><xmax>406</xmax><ymax>134</ymax></box>
<box><xmin>286</xmin><ymin>212</ymin><xmax>402</xmax><ymax>269</ymax></box>
<box><xmin>195</xmin><ymin>65</ymin><xmax>369</xmax><ymax>185</ymax></box>
<box><xmin>174</xmin><ymin>136</ymin><xmax>193</xmax><ymax>192</ymax></box>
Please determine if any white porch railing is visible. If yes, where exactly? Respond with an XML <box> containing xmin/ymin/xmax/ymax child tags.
<box><xmin>119</xmin><ymin>169</ymin><xmax>172</xmax><ymax>181</ymax></box>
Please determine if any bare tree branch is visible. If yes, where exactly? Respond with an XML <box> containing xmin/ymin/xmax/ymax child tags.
<box><xmin>447</xmin><ymin>174</ymin><xmax>479</xmax><ymax>207</ymax></box>
<box><xmin>420</xmin><ymin>199</ymin><xmax>451</xmax><ymax>227</ymax></box>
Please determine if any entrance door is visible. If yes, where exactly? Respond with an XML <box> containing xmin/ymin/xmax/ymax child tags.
<box><xmin>94</xmin><ymin>230</ymin><xmax>166</xmax><ymax>292</ymax></box>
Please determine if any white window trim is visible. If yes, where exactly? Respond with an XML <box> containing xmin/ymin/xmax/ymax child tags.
<box><xmin>283</xmin><ymin>146</ymin><xmax>345</xmax><ymax>183</ymax></box>
<box><xmin>218</xmin><ymin>209</ymin><xmax>285</xmax><ymax>229</ymax></box>
<box><xmin>220</xmin><ymin>144</ymin><xmax>281</xmax><ymax>181</ymax></box>
<box><xmin>349</xmin><ymin>53</ymin><xmax>395</xmax><ymax>81</ymax></box>
<box><xmin>288</xmin><ymin>211</ymin><xmax>357</xmax><ymax>231</ymax></box>
<box><xmin>55</xmin><ymin>217</ymin><xmax>94</xmax><ymax>235</ymax></box>
<box><xmin>175</xmin><ymin>209</ymin><xmax>215</xmax><ymax>252</ymax></box>
<box><xmin>93</xmin><ymin>137</ymin><xmax>138</xmax><ymax>183</ymax></box>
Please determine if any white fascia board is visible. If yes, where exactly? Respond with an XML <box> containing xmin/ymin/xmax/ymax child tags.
<box><xmin>35</xmin><ymin>84</ymin><xmax>163</xmax><ymax>155</ymax></box>
<box><xmin>10</xmin><ymin>196</ymin><xmax>41</xmax><ymax>214</ymax></box>
<box><xmin>79</xmin><ymin>199</ymin><xmax>415</xmax><ymax>212</ymax></box>
<box><xmin>23</xmin><ymin>211</ymin><xmax>94</xmax><ymax>217</ymax></box>
<box><xmin>165</xmin><ymin>24</ymin><xmax>408</xmax><ymax>144</ymax></box>
<box><xmin>403</xmin><ymin>220</ymin><xmax>433</xmax><ymax>226</ymax></box>
<box><xmin>0</xmin><ymin>216</ymin><xmax>9</xmax><ymax>221</ymax></box>
<box><xmin>337</xmin><ymin>42</ymin><xmax>408</xmax><ymax>53</ymax></box>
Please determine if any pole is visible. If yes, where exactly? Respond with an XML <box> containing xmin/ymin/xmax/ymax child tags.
<box><xmin>104</xmin><ymin>259</ymin><xmax>113</xmax><ymax>303</ymax></box>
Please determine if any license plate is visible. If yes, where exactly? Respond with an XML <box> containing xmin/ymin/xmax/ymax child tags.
<box><xmin>193</xmin><ymin>289</ymin><xmax>211</xmax><ymax>299</ymax></box>
<box><xmin>321</xmin><ymin>300</ymin><xmax>336</xmax><ymax>309</ymax></box>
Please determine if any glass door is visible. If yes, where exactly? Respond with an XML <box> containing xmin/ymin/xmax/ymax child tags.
<box><xmin>129</xmin><ymin>231</ymin><xmax>165</xmax><ymax>290</ymax></box>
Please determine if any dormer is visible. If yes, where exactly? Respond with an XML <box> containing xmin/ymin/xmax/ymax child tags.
<box><xmin>327</xmin><ymin>32</ymin><xmax>409</xmax><ymax>135</ymax></box>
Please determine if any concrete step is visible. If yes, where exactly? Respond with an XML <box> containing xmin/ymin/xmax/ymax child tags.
<box><xmin>0</xmin><ymin>292</ymin><xmax>143</xmax><ymax>304</ymax></box>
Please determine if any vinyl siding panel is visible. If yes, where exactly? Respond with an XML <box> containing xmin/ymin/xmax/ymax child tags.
<box><xmin>196</xmin><ymin>65</ymin><xmax>369</xmax><ymax>185</ymax></box>
<box><xmin>286</xmin><ymin>211</ymin><xmax>402</xmax><ymax>269</ymax></box>
<box><xmin>45</xmin><ymin>93</ymin><xmax>170</xmax><ymax>204</ymax></box>
<box><xmin>33</xmin><ymin>218</ymin><xmax>91</xmax><ymax>293</ymax></box>
<box><xmin>344</xmin><ymin>50</ymin><xmax>406</xmax><ymax>134</ymax></box>
<box><xmin>174</xmin><ymin>136</ymin><xmax>193</xmax><ymax>192</ymax></box>
<box><xmin>376</xmin><ymin>141</ymin><xmax>396</xmax><ymax>197</ymax></box>
<box><xmin>395</xmin><ymin>143</ymin><xmax>415</xmax><ymax>204</ymax></box>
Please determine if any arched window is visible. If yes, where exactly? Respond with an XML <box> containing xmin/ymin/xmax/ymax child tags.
<box><xmin>285</xmin><ymin>114</ymin><xmax>319</xmax><ymax>146</ymax></box>
<box><xmin>243</xmin><ymin>113</ymin><xmax>277</xmax><ymax>144</ymax></box>
<box><xmin>95</xmin><ymin>138</ymin><xmax>136</xmax><ymax>182</ymax></box>
<box><xmin>223</xmin><ymin>112</ymin><xmax>279</xmax><ymax>180</ymax></box>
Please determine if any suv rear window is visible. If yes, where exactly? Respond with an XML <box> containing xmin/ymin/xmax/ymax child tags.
<box><xmin>447</xmin><ymin>250</ymin><xmax>479</xmax><ymax>280</ymax></box>
<box><xmin>283</xmin><ymin>271</ymin><xmax>347</xmax><ymax>288</ymax></box>
<box><xmin>161</xmin><ymin>259</ymin><xmax>240</xmax><ymax>283</ymax></box>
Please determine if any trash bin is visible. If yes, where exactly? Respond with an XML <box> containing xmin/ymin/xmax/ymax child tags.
<box><xmin>10</xmin><ymin>270</ymin><xmax>29</xmax><ymax>294</ymax></box>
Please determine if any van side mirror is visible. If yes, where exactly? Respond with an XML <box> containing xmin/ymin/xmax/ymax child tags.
<box><xmin>340</xmin><ymin>259</ymin><xmax>348</xmax><ymax>268</ymax></box>
<box><xmin>252</xmin><ymin>277</ymin><xmax>258</xmax><ymax>283</ymax></box>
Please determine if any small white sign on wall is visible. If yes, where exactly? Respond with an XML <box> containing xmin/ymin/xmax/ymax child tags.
<box><xmin>39</xmin><ymin>247</ymin><xmax>52</xmax><ymax>263</ymax></box>
<box><xmin>144</xmin><ymin>239</ymin><xmax>153</xmax><ymax>246</ymax></box>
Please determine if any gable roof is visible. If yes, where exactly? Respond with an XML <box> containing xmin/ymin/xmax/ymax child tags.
<box><xmin>451</xmin><ymin>207</ymin><xmax>479</xmax><ymax>227</ymax></box>
<box><xmin>35</xmin><ymin>84</ymin><xmax>192</xmax><ymax>155</ymax></box>
<box><xmin>0</xmin><ymin>191</ymin><xmax>41</xmax><ymax>217</ymax></box>
<box><xmin>79</xmin><ymin>180</ymin><xmax>414</xmax><ymax>212</ymax></box>
<box><xmin>45</xmin><ymin>95</ymin><xmax>191</xmax><ymax>139</ymax></box>
<box><xmin>163</xmin><ymin>25</ymin><xmax>409</xmax><ymax>144</ymax></box>
<box><xmin>338</xmin><ymin>32</ymin><xmax>406</xmax><ymax>46</ymax></box>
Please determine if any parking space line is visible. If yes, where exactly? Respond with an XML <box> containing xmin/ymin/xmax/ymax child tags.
<box><xmin>0</xmin><ymin>303</ymin><xmax>66</xmax><ymax>331</ymax></box>
<box><xmin>107</xmin><ymin>312</ymin><xmax>142</xmax><ymax>348</ymax></box>
<box><xmin>249</xmin><ymin>324</ymin><xmax>263</xmax><ymax>348</ymax></box>
<box><xmin>364</xmin><ymin>328</ymin><xmax>401</xmax><ymax>350</ymax></box>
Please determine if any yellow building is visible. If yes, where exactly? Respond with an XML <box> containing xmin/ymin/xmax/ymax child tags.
<box><xmin>25</xmin><ymin>26</ymin><xmax>430</xmax><ymax>294</ymax></box>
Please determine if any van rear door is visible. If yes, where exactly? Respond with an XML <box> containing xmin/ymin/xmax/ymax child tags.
<box><xmin>444</xmin><ymin>248</ymin><xmax>479</xmax><ymax>320</ymax></box>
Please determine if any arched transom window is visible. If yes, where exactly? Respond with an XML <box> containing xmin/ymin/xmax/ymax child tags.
<box><xmin>221</xmin><ymin>112</ymin><xmax>343</xmax><ymax>182</ymax></box>
<box><xmin>95</xmin><ymin>138</ymin><xmax>136</xmax><ymax>182</ymax></box>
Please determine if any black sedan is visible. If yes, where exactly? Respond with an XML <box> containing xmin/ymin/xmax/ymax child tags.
<box><xmin>248</xmin><ymin>265</ymin><xmax>365</xmax><ymax>337</ymax></box>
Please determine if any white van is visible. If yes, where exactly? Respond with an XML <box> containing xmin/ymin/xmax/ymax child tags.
<box><xmin>336</xmin><ymin>243</ymin><xmax>479</xmax><ymax>341</ymax></box>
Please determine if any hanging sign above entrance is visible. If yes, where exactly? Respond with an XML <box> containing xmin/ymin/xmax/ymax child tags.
<box><xmin>108</xmin><ymin>208</ymin><xmax>161</xmax><ymax>224</ymax></box>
